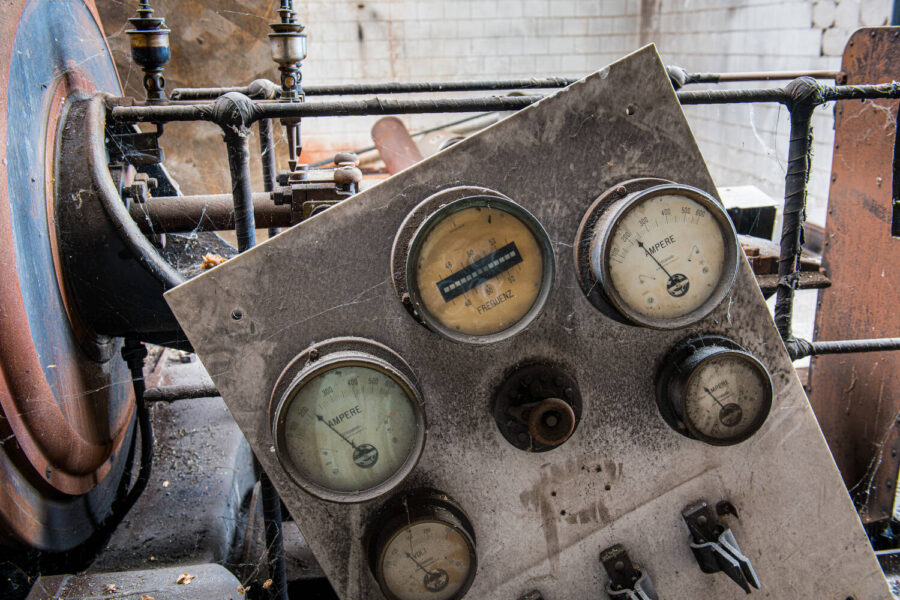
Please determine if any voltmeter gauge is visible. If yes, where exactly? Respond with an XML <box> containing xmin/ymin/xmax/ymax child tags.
<box><xmin>656</xmin><ymin>335</ymin><xmax>773</xmax><ymax>445</ymax></box>
<box><xmin>368</xmin><ymin>490</ymin><xmax>477</xmax><ymax>600</ymax></box>
<box><xmin>392</xmin><ymin>186</ymin><xmax>554</xmax><ymax>343</ymax></box>
<box><xmin>575</xmin><ymin>179</ymin><xmax>739</xmax><ymax>329</ymax></box>
<box><xmin>270</xmin><ymin>338</ymin><xmax>425</xmax><ymax>503</ymax></box>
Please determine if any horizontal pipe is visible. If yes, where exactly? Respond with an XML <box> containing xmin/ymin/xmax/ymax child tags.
<box><xmin>144</xmin><ymin>383</ymin><xmax>220</xmax><ymax>403</ymax></box>
<box><xmin>788</xmin><ymin>337</ymin><xmax>900</xmax><ymax>361</ymax></box>
<box><xmin>107</xmin><ymin>82</ymin><xmax>900</xmax><ymax>125</ymax></box>
<box><xmin>687</xmin><ymin>70</ymin><xmax>841</xmax><ymax>83</ymax></box>
<box><xmin>169</xmin><ymin>71</ymin><xmax>842</xmax><ymax>101</ymax></box>
<box><xmin>129</xmin><ymin>193</ymin><xmax>291</xmax><ymax>233</ymax></box>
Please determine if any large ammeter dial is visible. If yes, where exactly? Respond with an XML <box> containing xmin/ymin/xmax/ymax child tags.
<box><xmin>656</xmin><ymin>335</ymin><xmax>774</xmax><ymax>445</ymax></box>
<box><xmin>575</xmin><ymin>179</ymin><xmax>739</xmax><ymax>329</ymax></box>
<box><xmin>270</xmin><ymin>339</ymin><xmax>426</xmax><ymax>502</ymax></box>
<box><xmin>368</xmin><ymin>490</ymin><xmax>477</xmax><ymax>600</ymax></box>
<box><xmin>393</xmin><ymin>187</ymin><xmax>554</xmax><ymax>343</ymax></box>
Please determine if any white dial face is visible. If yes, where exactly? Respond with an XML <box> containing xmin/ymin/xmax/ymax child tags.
<box><xmin>683</xmin><ymin>354</ymin><xmax>771</xmax><ymax>442</ymax></box>
<box><xmin>280</xmin><ymin>364</ymin><xmax>419</xmax><ymax>493</ymax></box>
<box><xmin>381</xmin><ymin>521</ymin><xmax>474</xmax><ymax>600</ymax></box>
<box><xmin>605</xmin><ymin>193</ymin><xmax>729</xmax><ymax>321</ymax></box>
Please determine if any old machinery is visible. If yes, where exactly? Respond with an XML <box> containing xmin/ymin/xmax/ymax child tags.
<box><xmin>575</xmin><ymin>179</ymin><xmax>739</xmax><ymax>329</ymax></box>
<box><xmin>656</xmin><ymin>336</ymin><xmax>773</xmax><ymax>446</ymax></box>
<box><xmin>493</xmin><ymin>362</ymin><xmax>582</xmax><ymax>452</ymax></box>
<box><xmin>392</xmin><ymin>187</ymin><xmax>555</xmax><ymax>343</ymax></box>
<box><xmin>367</xmin><ymin>490</ymin><xmax>477</xmax><ymax>600</ymax></box>
<box><xmin>167</xmin><ymin>48</ymin><xmax>892</xmax><ymax>599</ymax></box>
<box><xmin>270</xmin><ymin>339</ymin><xmax>426</xmax><ymax>503</ymax></box>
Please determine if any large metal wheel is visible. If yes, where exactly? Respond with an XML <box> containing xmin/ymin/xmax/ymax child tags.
<box><xmin>0</xmin><ymin>0</ymin><xmax>135</xmax><ymax>551</ymax></box>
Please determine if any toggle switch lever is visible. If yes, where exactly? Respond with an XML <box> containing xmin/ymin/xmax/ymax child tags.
<box><xmin>682</xmin><ymin>500</ymin><xmax>760</xmax><ymax>594</ymax></box>
<box><xmin>600</xmin><ymin>544</ymin><xmax>658</xmax><ymax>600</ymax></box>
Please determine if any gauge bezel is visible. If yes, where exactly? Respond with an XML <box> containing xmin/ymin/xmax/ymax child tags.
<box><xmin>367</xmin><ymin>490</ymin><xmax>478</xmax><ymax>600</ymax></box>
<box><xmin>655</xmin><ymin>335</ymin><xmax>774</xmax><ymax>446</ymax></box>
<box><xmin>270</xmin><ymin>338</ymin><xmax>426</xmax><ymax>503</ymax></box>
<box><xmin>392</xmin><ymin>186</ymin><xmax>555</xmax><ymax>344</ymax></box>
<box><xmin>579</xmin><ymin>180</ymin><xmax>739</xmax><ymax>329</ymax></box>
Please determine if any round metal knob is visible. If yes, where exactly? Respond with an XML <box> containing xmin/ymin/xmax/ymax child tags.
<box><xmin>528</xmin><ymin>398</ymin><xmax>576</xmax><ymax>447</ymax></box>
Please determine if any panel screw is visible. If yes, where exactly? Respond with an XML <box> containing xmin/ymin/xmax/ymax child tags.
<box><xmin>231</xmin><ymin>309</ymin><xmax>243</xmax><ymax>320</ymax></box>
<box><xmin>615</xmin><ymin>185</ymin><xmax>628</xmax><ymax>197</ymax></box>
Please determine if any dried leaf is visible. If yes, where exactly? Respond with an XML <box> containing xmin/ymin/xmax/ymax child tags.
<box><xmin>141</xmin><ymin>596</ymin><xmax>156</xmax><ymax>600</ymax></box>
<box><xmin>201</xmin><ymin>253</ymin><xmax>227</xmax><ymax>269</ymax></box>
<box><xmin>262</xmin><ymin>579</ymin><xmax>273</xmax><ymax>590</ymax></box>
<box><xmin>176</xmin><ymin>573</ymin><xmax>195</xmax><ymax>585</ymax></box>
<box><xmin>237</xmin><ymin>585</ymin><xmax>250</xmax><ymax>595</ymax></box>
<box><xmin>104</xmin><ymin>584</ymin><xmax>118</xmax><ymax>594</ymax></box>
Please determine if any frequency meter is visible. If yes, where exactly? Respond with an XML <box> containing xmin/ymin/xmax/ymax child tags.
<box><xmin>392</xmin><ymin>187</ymin><xmax>554</xmax><ymax>343</ymax></box>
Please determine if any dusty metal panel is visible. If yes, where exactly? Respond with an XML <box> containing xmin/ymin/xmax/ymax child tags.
<box><xmin>808</xmin><ymin>27</ymin><xmax>900</xmax><ymax>525</ymax></box>
<box><xmin>166</xmin><ymin>47</ymin><xmax>889</xmax><ymax>599</ymax></box>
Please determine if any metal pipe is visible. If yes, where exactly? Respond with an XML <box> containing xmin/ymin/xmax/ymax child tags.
<box><xmin>686</xmin><ymin>70</ymin><xmax>840</xmax><ymax>83</ymax></box>
<box><xmin>258</xmin><ymin>119</ymin><xmax>282</xmax><ymax>237</ymax></box>
<box><xmin>170</xmin><ymin>72</ymin><xmax>844</xmax><ymax>100</ymax></box>
<box><xmin>774</xmin><ymin>78</ymin><xmax>821</xmax><ymax>342</ymax></box>
<box><xmin>224</xmin><ymin>131</ymin><xmax>257</xmax><ymax>251</ymax></box>
<box><xmin>787</xmin><ymin>337</ymin><xmax>900</xmax><ymax>361</ymax></box>
<box><xmin>129</xmin><ymin>193</ymin><xmax>290</xmax><ymax>232</ymax></box>
<box><xmin>143</xmin><ymin>383</ymin><xmax>220</xmax><ymax>403</ymax></box>
<box><xmin>109</xmin><ymin>83</ymin><xmax>900</xmax><ymax>124</ymax></box>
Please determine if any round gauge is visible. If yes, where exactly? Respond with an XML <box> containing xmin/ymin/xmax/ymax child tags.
<box><xmin>583</xmin><ymin>181</ymin><xmax>739</xmax><ymax>329</ymax></box>
<box><xmin>394</xmin><ymin>188</ymin><xmax>554</xmax><ymax>343</ymax></box>
<box><xmin>369</xmin><ymin>491</ymin><xmax>477</xmax><ymax>600</ymax></box>
<box><xmin>271</xmin><ymin>342</ymin><xmax>425</xmax><ymax>503</ymax></box>
<box><xmin>656</xmin><ymin>336</ymin><xmax>773</xmax><ymax>446</ymax></box>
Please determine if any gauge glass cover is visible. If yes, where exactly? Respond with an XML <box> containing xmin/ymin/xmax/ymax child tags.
<box><xmin>407</xmin><ymin>197</ymin><xmax>553</xmax><ymax>341</ymax></box>
<box><xmin>682</xmin><ymin>352</ymin><xmax>772</xmax><ymax>443</ymax></box>
<box><xmin>275</xmin><ymin>360</ymin><xmax>421</xmax><ymax>498</ymax></box>
<box><xmin>380</xmin><ymin>520</ymin><xmax>475</xmax><ymax>600</ymax></box>
<box><xmin>606</xmin><ymin>193</ymin><xmax>727</xmax><ymax>320</ymax></box>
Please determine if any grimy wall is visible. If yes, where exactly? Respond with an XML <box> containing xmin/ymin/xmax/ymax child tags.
<box><xmin>98</xmin><ymin>0</ymin><xmax>892</xmax><ymax>224</ymax></box>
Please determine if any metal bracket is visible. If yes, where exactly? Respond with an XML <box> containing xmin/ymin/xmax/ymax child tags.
<box><xmin>682</xmin><ymin>501</ymin><xmax>761</xmax><ymax>594</ymax></box>
<box><xmin>107</xmin><ymin>130</ymin><xmax>164</xmax><ymax>165</ymax></box>
<box><xmin>600</xmin><ymin>544</ymin><xmax>659</xmax><ymax>600</ymax></box>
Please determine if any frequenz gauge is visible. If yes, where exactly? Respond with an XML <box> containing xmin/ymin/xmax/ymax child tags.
<box><xmin>269</xmin><ymin>338</ymin><xmax>426</xmax><ymax>502</ymax></box>
<box><xmin>392</xmin><ymin>186</ymin><xmax>555</xmax><ymax>343</ymax></box>
<box><xmin>656</xmin><ymin>335</ymin><xmax>774</xmax><ymax>445</ymax></box>
<box><xmin>575</xmin><ymin>179</ymin><xmax>739</xmax><ymax>329</ymax></box>
<box><xmin>367</xmin><ymin>490</ymin><xmax>477</xmax><ymax>600</ymax></box>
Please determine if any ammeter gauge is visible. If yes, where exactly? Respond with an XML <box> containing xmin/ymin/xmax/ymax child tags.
<box><xmin>656</xmin><ymin>335</ymin><xmax>773</xmax><ymax>445</ymax></box>
<box><xmin>368</xmin><ymin>490</ymin><xmax>477</xmax><ymax>600</ymax></box>
<box><xmin>575</xmin><ymin>179</ymin><xmax>739</xmax><ymax>329</ymax></box>
<box><xmin>270</xmin><ymin>338</ymin><xmax>426</xmax><ymax>503</ymax></box>
<box><xmin>392</xmin><ymin>186</ymin><xmax>554</xmax><ymax>343</ymax></box>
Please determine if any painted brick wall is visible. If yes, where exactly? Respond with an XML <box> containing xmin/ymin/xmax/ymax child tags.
<box><xmin>100</xmin><ymin>1</ymin><xmax>893</xmax><ymax>222</ymax></box>
<box><xmin>289</xmin><ymin>0</ymin><xmax>891</xmax><ymax>224</ymax></box>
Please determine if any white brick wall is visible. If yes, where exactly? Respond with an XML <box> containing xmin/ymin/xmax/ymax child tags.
<box><xmin>286</xmin><ymin>0</ymin><xmax>891</xmax><ymax>225</ymax></box>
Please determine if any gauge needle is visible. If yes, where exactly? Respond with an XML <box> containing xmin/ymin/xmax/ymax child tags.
<box><xmin>637</xmin><ymin>240</ymin><xmax>675</xmax><ymax>280</ymax></box>
<box><xmin>316</xmin><ymin>414</ymin><xmax>379</xmax><ymax>468</ymax></box>
<box><xmin>405</xmin><ymin>553</ymin><xmax>449</xmax><ymax>592</ymax></box>
<box><xmin>703</xmin><ymin>387</ymin><xmax>725</xmax><ymax>409</ymax></box>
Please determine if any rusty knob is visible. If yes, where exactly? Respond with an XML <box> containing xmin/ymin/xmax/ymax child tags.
<box><xmin>528</xmin><ymin>398</ymin><xmax>576</xmax><ymax>447</ymax></box>
<box><xmin>334</xmin><ymin>165</ymin><xmax>362</xmax><ymax>185</ymax></box>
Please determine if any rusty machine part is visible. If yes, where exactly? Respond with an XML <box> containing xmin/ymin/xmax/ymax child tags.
<box><xmin>166</xmin><ymin>49</ymin><xmax>892</xmax><ymax>598</ymax></box>
<box><xmin>371</xmin><ymin>117</ymin><xmax>426</xmax><ymax>175</ymax></box>
<box><xmin>808</xmin><ymin>27</ymin><xmax>900</xmax><ymax>528</ymax></box>
<box><xmin>0</xmin><ymin>0</ymin><xmax>138</xmax><ymax>551</ymax></box>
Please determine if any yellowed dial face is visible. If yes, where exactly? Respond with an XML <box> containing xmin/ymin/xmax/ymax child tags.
<box><xmin>380</xmin><ymin>521</ymin><xmax>475</xmax><ymax>600</ymax></box>
<box><xmin>410</xmin><ymin>200</ymin><xmax>550</xmax><ymax>339</ymax></box>
<box><xmin>604</xmin><ymin>193</ymin><xmax>729</xmax><ymax>322</ymax></box>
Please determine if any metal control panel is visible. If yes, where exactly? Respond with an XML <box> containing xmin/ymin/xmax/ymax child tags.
<box><xmin>166</xmin><ymin>47</ymin><xmax>890</xmax><ymax>599</ymax></box>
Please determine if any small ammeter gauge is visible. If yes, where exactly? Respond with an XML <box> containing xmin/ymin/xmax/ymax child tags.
<box><xmin>270</xmin><ymin>338</ymin><xmax>426</xmax><ymax>503</ymax></box>
<box><xmin>575</xmin><ymin>179</ymin><xmax>739</xmax><ymax>329</ymax></box>
<box><xmin>368</xmin><ymin>490</ymin><xmax>477</xmax><ymax>600</ymax></box>
<box><xmin>656</xmin><ymin>335</ymin><xmax>774</xmax><ymax>445</ymax></box>
<box><xmin>392</xmin><ymin>186</ymin><xmax>554</xmax><ymax>343</ymax></box>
